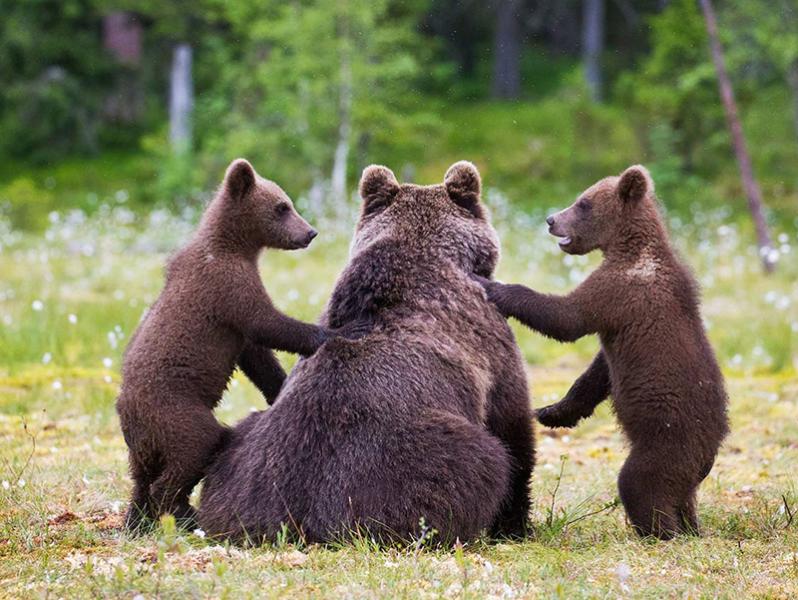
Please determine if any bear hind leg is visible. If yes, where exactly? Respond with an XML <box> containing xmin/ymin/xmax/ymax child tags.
<box><xmin>486</xmin><ymin>369</ymin><xmax>534</xmax><ymax>539</ymax></box>
<box><xmin>124</xmin><ymin>452</ymin><xmax>160</xmax><ymax>533</ymax></box>
<box><xmin>678</xmin><ymin>490</ymin><xmax>700</xmax><ymax>536</ymax></box>
<box><xmin>149</xmin><ymin>408</ymin><xmax>227</xmax><ymax>529</ymax></box>
<box><xmin>618</xmin><ymin>453</ymin><xmax>681</xmax><ymax>540</ymax></box>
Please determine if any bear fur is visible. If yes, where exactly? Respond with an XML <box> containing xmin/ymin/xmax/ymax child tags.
<box><xmin>197</xmin><ymin>162</ymin><xmax>535</xmax><ymax>544</ymax></box>
<box><xmin>117</xmin><ymin>158</ymin><xmax>356</xmax><ymax>531</ymax></box>
<box><xmin>481</xmin><ymin>165</ymin><xmax>729</xmax><ymax>539</ymax></box>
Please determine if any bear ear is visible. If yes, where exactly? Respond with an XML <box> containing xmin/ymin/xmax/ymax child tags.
<box><xmin>444</xmin><ymin>160</ymin><xmax>484</xmax><ymax>218</ymax></box>
<box><xmin>359</xmin><ymin>165</ymin><xmax>400</xmax><ymax>215</ymax></box>
<box><xmin>617</xmin><ymin>165</ymin><xmax>653</xmax><ymax>203</ymax></box>
<box><xmin>224</xmin><ymin>158</ymin><xmax>256</xmax><ymax>201</ymax></box>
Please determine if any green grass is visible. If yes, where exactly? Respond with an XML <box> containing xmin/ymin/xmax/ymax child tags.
<box><xmin>0</xmin><ymin>202</ymin><xmax>797</xmax><ymax>597</ymax></box>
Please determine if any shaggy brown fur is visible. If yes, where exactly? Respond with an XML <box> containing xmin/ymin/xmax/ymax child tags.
<box><xmin>117</xmin><ymin>158</ymin><xmax>359</xmax><ymax>531</ymax></box>
<box><xmin>480</xmin><ymin>165</ymin><xmax>729</xmax><ymax>540</ymax></box>
<box><xmin>198</xmin><ymin>162</ymin><xmax>535</xmax><ymax>545</ymax></box>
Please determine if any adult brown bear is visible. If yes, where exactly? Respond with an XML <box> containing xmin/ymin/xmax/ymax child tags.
<box><xmin>198</xmin><ymin>162</ymin><xmax>534</xmax><ymax>544</ymax></box>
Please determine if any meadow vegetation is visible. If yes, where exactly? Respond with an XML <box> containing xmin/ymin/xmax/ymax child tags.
<box><xmin>1</xmin><ymin>196</ymin><xmax>796</xmax><ymax>597</ymax></box>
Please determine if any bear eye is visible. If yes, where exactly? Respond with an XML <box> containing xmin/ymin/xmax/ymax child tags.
<box><xmin>577</xmin><ymin>198</ymin><xmax>591</xmax><ymax>211</ymax></box>
<box><xmin>275</xmin><ymin>203</ymin><xmax>290</xmax><ymax>216</ymax></box>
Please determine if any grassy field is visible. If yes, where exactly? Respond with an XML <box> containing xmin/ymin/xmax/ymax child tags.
<box><xmin>1</xmin><ymin>197</ymin><xmax>797</xmax><ymax>598</ymax></box>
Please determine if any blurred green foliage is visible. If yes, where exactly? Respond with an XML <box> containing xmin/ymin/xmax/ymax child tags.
<box><xmin>0</xmin><ymin>0</ymin><xmax>112</xmax><ymax>161</ymax></box>
<box><xmin>0</xmin><ymin>0</ymin><xmax>796</xmax><ymax>226</ymax></box>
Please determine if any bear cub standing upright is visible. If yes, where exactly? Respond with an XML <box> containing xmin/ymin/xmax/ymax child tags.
<box><xmin>480</xmin><ymin>165</ymin><xmax>729</xmax><ymax>539</ymax></box>
<box><xmin>117</xmin><ymin>158</ymin><xmax>361</xmax><ymax>531</ymax></box>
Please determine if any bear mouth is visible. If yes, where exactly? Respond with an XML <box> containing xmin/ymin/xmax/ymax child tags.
<box><xmin>549</xmin><ymin>228</ymin><xmax>572</xmax><ymax>248</ymax></box>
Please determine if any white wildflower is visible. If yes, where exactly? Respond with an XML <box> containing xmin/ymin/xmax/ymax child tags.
<box><xmin>193</xmin><ymin>528</ymin><xmax>206</xmax><ymax>538</ymax></box>
<box><xmin>52</xmin><ymin>380</ymin><xmax>62</xmax><ymax>390</ymax></box>
<box><xmin>766</xmin><ymin>248</ymin><xmax>780</xmax><ymax>265</ymax></box>
<box><xmin>42</xmin><ymin>352</ymin><xmax>52</xmax><ymax>365</ymax></box>
<box><xmin>17</xmin><ymin>479</ymin><xmax>25</xmax><ymax>488</ymax></box>
<box><xmin>31</xmin><ymin>300</ymin><xmax>44</xmax><ymax>311</ymax></box>
<box><xmin>1</xmin><ymin>480</ymin><xmax>9</xmax><ymax>490</ymax></box>
<box><xmin>102</xmin><ymin>357</ymin><xmax>113</xmax><ymax>368</ymax></box>
<box><xmin>68</xmin><ymin>313</ymin><xmax>78</xmax><ymax>324</ymax></box>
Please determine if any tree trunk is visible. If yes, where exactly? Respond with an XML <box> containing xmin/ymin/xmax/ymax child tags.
<box><xmin>786</xmin><ymin>59</ymin><xmax>798</xmax><ymax>147</ymax></box>
<box><xmin>103</xmin><ymin>11</ymin><xmax>142</xmax><ymax>65</ymax></box>
<box><xmin>582</xmin><ymin>0</ymin><xmax>605</xmax><ymax>102</ymax></box>
<box><xmin>102</xmin><ymin>11</ymin><xmax>143</xmax><ymax>124</ymax></box>
<box><xmin>331</xmin><ymin>16</ymin><xmax>353</xmax><ymax>206</ymax></box>
<box><xmin>169</xmin><ymin>43</ymin><xmax>193</xmax><ymax>151</ymax></box>
<box><xmin>492</xmin><ymin>0</ymin><xmax>522</xmax><ymax>99</ymax></box>
<box><xmin>699</xmin><ymin>0</ymin><xmax>775</xmax><ymax>272</ymax></box>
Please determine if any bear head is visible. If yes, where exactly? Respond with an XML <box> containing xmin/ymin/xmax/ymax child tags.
<box><xmin>352</xmin><ymin>161</ymin><xmax>499</xmax><ymax>278</ymax></box>
<box><xmin>545</xmin><ymin>165</ymin><xmax>655</xmax><ymax>255</ymax></box>
<box><xmin>214</xmin><ymin>158</ymin><xmax>317</xmax><ymax>251</ymax></box>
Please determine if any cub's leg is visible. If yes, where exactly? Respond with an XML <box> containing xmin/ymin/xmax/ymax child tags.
<box><xmin>125</xmin><ymin>453</ymin><xmax>159</xmax><ymax>532</ymax></box>
<box><xmin>679</xmin><ymin>491</ymin><xmax>700</xmax><ymax>535</ymax></box>
<box><xmin>617</xmin><ymin>450</ymin><xmax>683</xmax><ymax>540</ymax></box>
<box><xmin>486</xmin><ymin>365</ymin><xmax>534</xmax><ymax>538</ymax></box>
<box><xmin>149</xmin><ymin>406</ymin><xmax>228</xmax><ymax>528</ymax></box>
<box><xmin>537</xmin><ymin>351</ymin><xmax>611</xmax><ymax>428</ymax></box>
<box><xmin>678</xmin><ymin>458</ymin><xmax>715</xmax><ymax>536</ymax></box>
<box><xmin>238</xmin><ymin>343</ymin><xmax>287</xmax><ymax>402</ymax></box>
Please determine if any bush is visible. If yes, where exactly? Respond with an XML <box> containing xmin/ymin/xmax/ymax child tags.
<box><xmin>0</xmin><ymin>178</ymin><xmax>55</xmax><ymax>231</ymax></box>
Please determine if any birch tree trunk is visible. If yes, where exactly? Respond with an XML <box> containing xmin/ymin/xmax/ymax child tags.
<box><xmin>582</xmin><ymin>0</ymin><xmax>605</xmax><ymax>102</ymax></box>
<box><xmin>169</xmin><ymin>43</ymin><xmax>193</xmax><ymax>151</ymax></box>
<box><xmin>699</xmin><ymin>0</ymin><xmax>775</xmax><ymax>272</ymax></box>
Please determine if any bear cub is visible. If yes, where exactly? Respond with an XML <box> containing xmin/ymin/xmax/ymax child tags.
<box><xmin>480</xmin><ymin>165</ymin><xmax>729</xmax><ymax>539</ymax></box>
<box><xmin>117</xmin><ymin>158</ymin><xmax>361</xmax><ymax>531</ymax></box>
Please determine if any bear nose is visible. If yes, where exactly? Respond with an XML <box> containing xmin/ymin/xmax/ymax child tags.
<box><xmin>546</xmin><ymin>215</ymin><xmax>555</xmax><ymax>227</ymax></box>
<box><xmin>308</xmin><ymin>229</ymin><xmax>318</xmax><ymax>241</ymax></box>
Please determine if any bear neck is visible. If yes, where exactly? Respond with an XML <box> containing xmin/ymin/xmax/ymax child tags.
<box><xmin>603</xmin><ymin>197</ymin><xmax>672</xmax><ymax>264</ymax></box>
<box><xmin>194</xmin><ymin>194</ymin><xmax>262</xmax><ymax>261</ymax></box>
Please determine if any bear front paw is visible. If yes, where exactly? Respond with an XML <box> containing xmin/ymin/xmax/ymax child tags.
<box><xmin>535</xmin><ymin>403</ymin><xmax>584</xmax><ymax>428</ymax></box>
